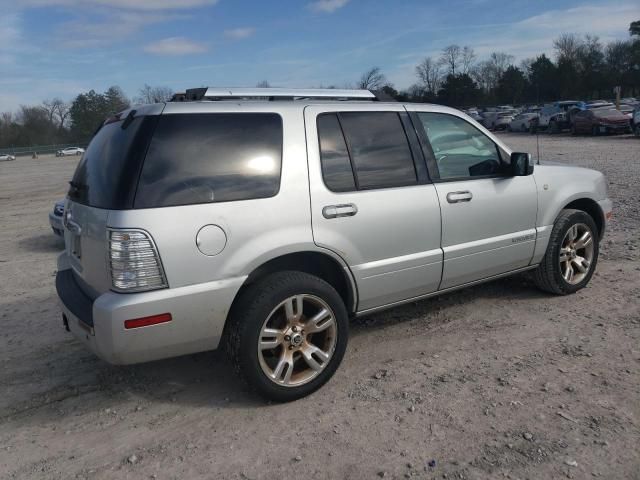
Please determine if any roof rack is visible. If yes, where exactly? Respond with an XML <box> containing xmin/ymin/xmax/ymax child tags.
<box><xmin>170</xmin><ymin>87</ymin><xmax>378</xmax><ymax>102</ymax></box>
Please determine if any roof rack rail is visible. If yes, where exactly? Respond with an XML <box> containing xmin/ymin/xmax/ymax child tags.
<box><xmin>170</xmin><ymin>87</ymin><xmax>378</xmax><ymax>102</ymax></box>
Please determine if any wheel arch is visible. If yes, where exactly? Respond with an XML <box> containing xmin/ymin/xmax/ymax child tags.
<box><xmin>231</xmin><ymin>250</ymin><xmax>358</xmax><ymax>316</ymax></box>
<box><xmin>562</xmin><ymin>198</ymin><xmax>604</xmax><ymax>239</ymax></box>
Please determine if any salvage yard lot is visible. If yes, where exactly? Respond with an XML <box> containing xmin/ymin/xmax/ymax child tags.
<box><xmin>0</xmin><ymin>133</ymin><xmax>638</xmax><ymax>479</ymax></box>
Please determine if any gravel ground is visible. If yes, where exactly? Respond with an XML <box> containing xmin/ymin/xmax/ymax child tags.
<box><xmin>0</xmin><ymin>132</ymin><xmax>638</xmax><ymax>480</ymax></box>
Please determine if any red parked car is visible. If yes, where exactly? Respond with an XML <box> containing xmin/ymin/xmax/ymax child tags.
<box><xmin>571</xmin><ymin>108</ymin><xmax>631</xmax><ymax>135</ymax></box>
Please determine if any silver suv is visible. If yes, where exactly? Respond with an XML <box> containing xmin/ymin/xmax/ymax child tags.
<box><xmin>56</xmin><ymin>88</ymin><xmax>612</xmax><ymax>401</ymax></box>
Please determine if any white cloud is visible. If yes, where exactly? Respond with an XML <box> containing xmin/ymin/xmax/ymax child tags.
<box><xmin>308</xmin><ymin>0</ymin><xmax>349</xmax><ymax>14</ymax></box>
<box><xmin>224</xmin><ymin>27</ymin><xmax>255</xmax><ymax>40</ymax></box>
<box><xmin>0</xmin><ymin>13</ymin><xmax>23</xmax><ymax>65</ymax></box>
<box><xmin>17</xmin><ymin>0</ymin><xmax>218</xmax><ymax>10</ymax></box>
<box><xmin>56</xmin><ymin>11</ymin><xmax>183</xmax><ymax>48</ymax></box>
<box><xmin>143</xmin><ymin>37</ymin><xmax>207</xmax><ymax>55</ymax></box>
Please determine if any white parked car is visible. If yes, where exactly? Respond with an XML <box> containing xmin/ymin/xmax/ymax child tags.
<box><xmin>56</xmin><ymin>147</ymin><xmax>85</xmax><ymax>157</ymax></box>
<box><xmin>0</xmin><ymin>153</ymin><xmax>16</xmax><ymax>161</ymax></box>
<box><xmin>508</xmin><ymin>113</ymin><xmax>539</xmax><ymax>132</ymax></box>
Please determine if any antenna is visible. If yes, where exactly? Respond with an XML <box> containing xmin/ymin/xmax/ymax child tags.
<box><xmin>536</xmin><ymin>81</ymin><xmax>541</xmax><ymax>165</ymax></box>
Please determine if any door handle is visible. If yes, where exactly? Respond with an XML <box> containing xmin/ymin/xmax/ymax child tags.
<box><xmin>446</xmin><ymin>191</ymin><xmax>473</xmax><ymax>203</ymax></box>
<box><xmin>322</xmin><ymin>203</ymin><xmax>358</xmax><ymax>219</ymax></box>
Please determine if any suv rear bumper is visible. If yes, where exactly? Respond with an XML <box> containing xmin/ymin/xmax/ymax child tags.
<box><xmin>56</xmin><ymin>263</ymin><xmax>246</xmax><ymax>365</ymax></box>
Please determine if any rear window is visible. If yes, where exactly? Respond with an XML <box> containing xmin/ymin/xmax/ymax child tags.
<box><xmin>135</xmin><ymin>113</ymin><xmax>282</xmax><ymax>208</ymax></box>
<box><xmin>69</xmin><ymin>116</ymin><xmax>157</xmax><ymax>209</ymax></box>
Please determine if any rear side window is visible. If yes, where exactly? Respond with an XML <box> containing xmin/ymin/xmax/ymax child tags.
<box><xmin>317</xmin><ymin>112</ymin><xmax>418</xmax><ymax>191</ymax></box>
<box><xmin>135</xmin><ymin>113</ymin><xmax>282</xmax><ymax>208</ymax></box>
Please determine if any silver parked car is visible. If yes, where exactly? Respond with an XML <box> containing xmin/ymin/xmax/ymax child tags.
<box><xmin>56</xmin><ymin>88</ymin><xmax>612</xmax><ymax>401</ymax></box>
<box><xmin>49</xmin><ymin>200</ymin><xmax>65</xmax><ymax>236</ymax></box>
<box><xmin>56</xmin><ymin>147</ymin><xmax>85</xmax><ymax>157</ymax></box>
<box><xmin>508</xmin><ymin>112</ymin><xmax>538</xmax><ymax>132</ymax></box>
<box><xmin>0</xmin><ymin>153</ymin><xmax>16</xmax><ymax>161</ymax></box>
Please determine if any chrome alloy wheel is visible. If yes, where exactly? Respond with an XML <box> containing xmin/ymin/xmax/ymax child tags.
<box><xmin>559</xmin><ymin>223</ymin><xmax>595</xmax><ymax>284</ymax></box>
<box><xmin>258</xmin><ymin>294</ymin><xmax>338</xmax><ymax>387</ymax></box>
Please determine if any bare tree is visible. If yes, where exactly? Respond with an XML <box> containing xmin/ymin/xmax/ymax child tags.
<box><xmin>553</xmin><ymin>33</ymin><xmax>582</xmax><ymax>62</ymax></box>
<box><xmin>43</xmin><ymin>98</ymin><xmax>70</xmax><ymax>129</ymax></box>
<box><xmin>256</xmin><ymin>80</ymin><xmax>271</xmax><ymax>88</ymax></box>
<box><xmin>357</xmin><ymin>67</ymin><xmax>387</xmax><ymax>90</ymax></box>
<box><xmin>135</xmin><ymin>84</ymin><xmax>174</xmax><ymax>104</ymax></box>
<box><xmin>472</xmin><ymin>52</ymin><xmax>514</xmax><ymax>93</ymax></box>
<box><xmin>440</xmin><ymin>45</ymin><xmax>462</xmax><ymax>76</ymax></box>
<box><xmin>461</xmin><ymin>46</ymin><xmax>476</xmax><ymax>75</ymax></box>
<box><xmin>415</xmin><ymin>57</ymin><xmax>441</xmax><ymax>95</ymax></box>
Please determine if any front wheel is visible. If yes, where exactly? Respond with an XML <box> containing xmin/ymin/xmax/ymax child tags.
<box><xmin>635</xmin><ymin>124</ymin><xmax>640</xmax><ymax>137</ymax></box>
<box><xmin>533</xmin><ymin>209</ymin><xmax>599</xmax><ymax>295</ymax></box>
<box><xmin>227</xmin><ymin>271</ymin><xmax>348</xmax><ymax>402</ymax></box>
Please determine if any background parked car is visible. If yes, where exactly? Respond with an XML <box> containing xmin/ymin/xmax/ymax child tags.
<box><xmin>571</xmin><ymin>108</ymin><xmax>631</xmax><ymax>135</ymax></box>
<box><xmin>633</xmin><ymin>107</ymin><xmax>640</xmax><ymax>137</ymax></box>
<box><xmin>535</xmin><ymin>100</ymin><xmax>580</xmax><ymax>133</ymax></box>
<box><xmin>55</xmin><ymin>147</ymin><xmax>85</xmax><ymax>157</ymax></box>
<box><xmin>481</xmin><ymin>110</ymin><xmax>515</xmax><ymax>130</ymax></box>
<box><xmin>49</xmin><ymin>200</ymin><xmax>64</xmax><ymax>236</ymax></box>
<box><xmin>508</xmin><ymin>112</ymin><xmax>538</xmax><ymax>132</ymax></box>
<box><xmin>618</xmin><ymin>104</ymin><xmax>634</xmax><ymax>120</ymax></box>
<box><xmin>0</xmin><ymin>153</ymin><xmax>16</xmax><ymax>161</ymax></box>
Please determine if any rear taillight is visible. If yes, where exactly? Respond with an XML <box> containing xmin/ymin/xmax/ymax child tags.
<box><xmin>108</xmin><ymin>229</ymin><xmax>168</xmax><ymax>292</ymax></box>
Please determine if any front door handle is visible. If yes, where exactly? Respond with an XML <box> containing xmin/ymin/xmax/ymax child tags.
<box><xmin>446</xmin><ymin>191</ymin><xmax>473</xmax><ymax>203</ymax></box>
<box><xmin>322</xmin><ymin>203</ymin><xmax>358</xmax><ymax>219</ymax></box>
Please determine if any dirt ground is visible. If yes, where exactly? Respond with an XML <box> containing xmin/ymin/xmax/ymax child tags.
<box><xmin>0</xmin><ymin>132</ymin><xmax>638</xmax><ymax>480</ymax></box>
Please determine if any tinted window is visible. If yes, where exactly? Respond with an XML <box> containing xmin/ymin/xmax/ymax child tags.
<box><xmin>317</xmin><ymin>114</ymin><xmax>356</xmax><ymax>192</ymax></box>
<box><xmin>135</xmin><ymin>113</ymin><xmax>282</xmax><ymax>208</ymax></box>
<box><xmin>417</xmin><ymin>112</ymin><xmax>503</xmax><ymax>180</ymax></box>
<box><xmin>69</xmin><ymin>116</ymin><xmax>157</xmax><ymax>209</ymax></box>
<box><xmin>339</xmin><ymin>112</ymin><xmax>417</xmax><ymax>189</ymax></box>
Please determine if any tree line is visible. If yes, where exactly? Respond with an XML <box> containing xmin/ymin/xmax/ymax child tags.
<box><xmin>360</xmin><ymin>22</ymin><xmax>639</xmax><ymax>106</ymax></box>
<box><xmin>1</xmin><ymin>22</ymin><xmax>638</xmax><ymax>150</ymax></box>
<box><xmin>0</xmin><ymin>85</ymin><xmax>173</xmax><ymax>150</ymax></box>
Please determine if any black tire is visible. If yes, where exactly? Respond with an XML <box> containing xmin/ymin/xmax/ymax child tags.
<box><xmin>549</xmin><ymin>120</ymin><xmax>558</xmax><ymax>134</ymax></box>
<box><xmin>226</xmin><ymin>271</ymin><xmax>348</xmax><ymax>402</ymax></box>
<box><xmin>592</xmin><ymin>125</ymin><xmax>599</xmax><ymax>136</ymax></box>
<box><xmin>570</xmin><ymin>123</ymin><xmax>576</xmax><ymax>135</ymax></box>
<box><xmin>533</xmin><ymin>209</ymin><xmax>599</xmax><ymax>295</ymax></box>
<box><xmin>635</xmin><ymin>124</ymin><xmax>640</xmax><ymax>138</ymax></box>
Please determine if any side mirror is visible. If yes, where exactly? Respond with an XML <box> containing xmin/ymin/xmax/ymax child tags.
<box><xmin>510</xmin><ymin>152</ymin><xmax>534</xmax><ymax>176</ymax></box>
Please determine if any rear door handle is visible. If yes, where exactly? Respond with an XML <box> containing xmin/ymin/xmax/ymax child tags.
<box><xmin>322</xmin><ymin>203</ymin><xmax>358</xmax><ymax>219</ymax></box>
<box><xmin>446</xmin><ymin>191</ymin><xmax>473</xmax><ymax>203</ymax></box>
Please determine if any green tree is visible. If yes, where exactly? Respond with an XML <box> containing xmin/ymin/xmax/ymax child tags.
<box><xmin>496</xmin><ymin>66</ymin><xmax>528</xmax><ymax>104</ymax></box>
<box><xmin>437</xmin><ymin>74</ymin><xmax>482</xmax><ymax>106</ymax></box>
<box><xmin>69</xmin><ymin>86</ymin><xmax>130</xmax><ymax>142</ymax></box>
<box><xmin>528</xmin><ymin>54</ymin><xmax>558</xmax><ymax>102</ymax></box>
<box><xmin>630</xmin><ymin>20</ymin><xmax>640</xmax><ymax>36</ymax></box>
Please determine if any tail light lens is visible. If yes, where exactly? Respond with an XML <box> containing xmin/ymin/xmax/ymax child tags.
<box><xmin>108</xmin><ymin>229</ymin><xmax>168</xmax><ymax>292</ymax></box>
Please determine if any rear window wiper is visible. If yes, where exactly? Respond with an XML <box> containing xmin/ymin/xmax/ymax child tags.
<box><xmin>68</xmin><ymin>180</ymin><xmax>87</xmax><ymax>196</ymax></box>
<box><xmin>121</xmin><ymin>109</ymin><xmax>137</xmax><ymax>130</ymax></box>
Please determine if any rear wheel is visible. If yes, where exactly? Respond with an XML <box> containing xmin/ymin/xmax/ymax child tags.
<box><xmin>635</xmin><ymin>124</ymin><xmax>640</xmax><ymax>137</ymax></box>
<box><xmin>534</xmin><ymin>209</ymin><xmax>599</xmax><ymax>295</ymax></box>
<box><xmin>227</xmin><ymin>271</ymin><xmax>348</xmax><ymax>402</ymax></box>
<box><xmin>592</xmin><ymin>125</ymin><xmax>599</xmax><ymax>136</ymax></box>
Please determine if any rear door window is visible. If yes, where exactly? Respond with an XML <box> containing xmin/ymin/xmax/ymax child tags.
<box><xmin>338</xmin><ymin>112</ymin><xmax>418</xmax><ymax>190</ymax></box>
<box><xmin>135</xmin><ymin>113</ymin><xmax>282</xmax><ymax>208</ymax></box>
